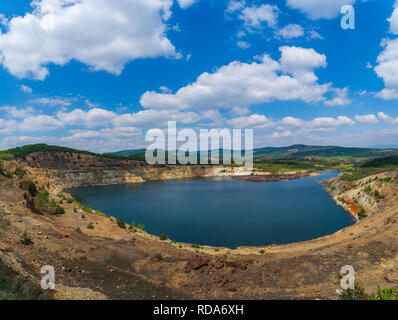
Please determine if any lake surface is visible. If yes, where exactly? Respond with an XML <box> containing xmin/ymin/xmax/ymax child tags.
<box><xmin>67</xmin><ymin>171</ymin><xmax>355</xmax><ymax>248</ymax></box>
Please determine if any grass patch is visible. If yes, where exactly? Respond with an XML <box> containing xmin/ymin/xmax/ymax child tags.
<box><xmin>116</xmin><ymin>217</ymin><xmax>126</xmax><ymax>229</ymax></box>
<box><xmin>20</xmin><ymin>232</ymin><xmax>32</xmax><ymax>246</ymax></box>
<box><xmin>372</xmin><ymin>286</ymin><xmax>398</xmax><ymax>300</ymax></box>
<box><xmin>339</xmin><ymin>284</ymin><xmax>369</xmax><ymax>300</ymax></box>
<box><xmin>159</xmin><ymin>233</ymin><xmax>168</xmax><ymax>241</ymax></box>
<box><xmin>0</xmin><ymin>260</ymin><xmax>51</xmax><ymax>300</ymax></box>
<box><xmin>358</xmin><ymin>209</ymin><xmax>367</xmax><ymax>220</ymax></box>
<box><xmin>82</xmin><ymin>206</ymin><xmax>93</xmax><ymax>214</ymax></box>
<box><xmin>339</xmin><ymin>283</ymin><xmax>398</xmax><ymax>300</ymax></box>
<box><xmin>341</xmin><ymin>168</ymin><xmax>389</xmax><ymax>181</ymax></box>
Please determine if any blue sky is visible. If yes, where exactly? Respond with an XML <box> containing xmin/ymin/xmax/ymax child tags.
<box><xmin>1</xmin><ymin>0</ymin><xmax>398</xmax><ymax>152</ymax></box>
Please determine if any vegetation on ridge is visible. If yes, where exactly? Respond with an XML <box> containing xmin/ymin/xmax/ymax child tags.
<box><xmin>0</xmin><ymin>144</ymin><xmax>141</xmax><ymax>161</ymax></box>
<box><xmin>339</xmin><ymin>284</ymin><xmax>398</xmax><ymax>300</ymax></box>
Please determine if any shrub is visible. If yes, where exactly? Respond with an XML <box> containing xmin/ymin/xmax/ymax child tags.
<box><xmin>116</xmin><ymin>217</ymin><xmax>126</xmax><ymax>229</ymax></box>
<box><xmin>137</xmin><ymin>224</ymin><xmax>145</xmax><ymax>231</ymax></box>
<box><xmin>364</xmin><ymin>185</ymin><xmax>372</xmax><ymax>195</ymax></box>
<box><xmin>159</xmin><ymin>233</ymin><xmax>168</xmax><ymax>241</ymax></box>
<box><xmin>20</xmin><ymin>232</ymin><xmax>32</xmax><ymax>246</ymax></box>
<box><xmin>81</xmin><ymin>214</ymin><xmax>86</xmax><ymax>219</ymax></box>
<box><xmin>82</xmin><ymin>206</ymin><xmax>92</xmax><ymax>214</ymax></box>
<box><xmin>87</xmin><ymin>222</ymin><xmax>94</xmax><ymax>230</ymax></box>
<box><xmin>372</xmin><ymin>286</ymin><xmax>398</xmax><ymax>300</ymax></box>
<box><xmin>54</xmin><ymin>205</ymin><xmax>65</xmax><ymax>216</ymax></box>
<box><xmin>359</xmin><ymin>210</ymin><xmax>367</xmax><ymax>219</ymax></box>
<box><xmin>73</xmin><ymin>207</ymin><xmax>77</xmax><ymax>213</ymax></box>
<box><xmin>14</xmin><ymin>168</ymin><xmax>25</xmax><ymax>179</ymax></box>
<box><xmin>191</xmin><ymin>243</ymin><xmax>200</xmax><ymax>249</ymax></box>
<box><xmin>339</xmin><ymin>284</ymin><xmax>369</xmax><ymax>300</ymax></box>
<box><xmin>358</xmin><ymin>209</ymin><xmax>367</xmax><ymax>220</ymax></box>
<box><xmin>33</xmin><ymin>191</ymin><xmax>49</xmax><ymax>212</ymax></box>
<box><xmin>374</xmin><ymin>190</ymin><xmax>385</xmax><ymax>200</ymax></box>
<box><xmin>259</xmin><ymin>249</ymin><xmax>265</xmax><ymax>254</ymax></box>
<box><xmin>26</xmin><ymin>182</ymin><xmax>38</xmax><ymax>197</ymax></box>
<box><xmin>95</xmin><ymin>210</ymin><xmax>105</xmax><ymax>217</ymax></box>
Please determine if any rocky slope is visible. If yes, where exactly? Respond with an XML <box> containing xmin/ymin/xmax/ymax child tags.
<box><xmin>12</xmin><ymin>151</ymin><xmax>256</xmax><ymax>192</ymax></box>
<box><xmin>0</xmin><ymin>152</ymin><xmax>397</xmax><ymax>300</ymax></box>
<box><xmin>328</xmin><ymin>171</ymin><xmax>398</xmax><ymax>220</ymax></box>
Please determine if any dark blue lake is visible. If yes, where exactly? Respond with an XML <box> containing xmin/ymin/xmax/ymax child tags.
<box><xmin>67</xmin><ymin>171</ymin><xmax>354</xmax><ymax>248</ymax></box>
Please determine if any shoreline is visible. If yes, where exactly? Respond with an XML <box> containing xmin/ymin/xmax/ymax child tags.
<box><xmin>63</xmin><ymin>170</ymin><xmax>355</xmax><ymax>251</ymax></box>
<box><xmin>1</xmin><ymin>161</ymin><xmax>397</xmax><ymax>299</ymax></box>
<box><xmin>231</xmin><ymin>171</ymin><xmax>318</xmax><ymax>183</ymax></box>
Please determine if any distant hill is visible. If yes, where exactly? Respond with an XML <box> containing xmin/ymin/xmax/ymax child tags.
<box><xmin>362</xmin><ymin>155</ymin><xmax>398</xmax><ymax>168</ymax></box>
<box><xmin>2</xmin><ymin>144</ymin><xmax>398</xmax><ymax>163</ymax></box>
<box><xmin>109</xmin><ymin>144</ymin><xmax>398</xmax><ymax>160</ymax></box>
<box><xmin>105</xmin><ymin>149</ymin><xmax>147</xmax><ymax>156</ymax></box>
<box><xmin>253</xmin><ymin>145</ymin><xmax>398</xmax><ymax>160</ymax></box>
<box><xmin>0</xmin><ymin>144</ymin><xmax>135</xmax><ymax>161</ymax></box>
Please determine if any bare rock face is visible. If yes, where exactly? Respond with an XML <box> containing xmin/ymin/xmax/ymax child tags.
<box><xmin>385</xmin><ymin>271</ymin><xmax>398</xmax><ymax>283</ymax></box>
<box><xmin>225</xmin><ymin>259</ymin><xmax>253</xmax><ymax>272</ymax></box>
<box><xmin>151</xmin><ymin>254</ymin><xmax>163</xmax><ymax>262</ymax></box>
<box><xmin>212</xmin><ymin>258</ymin><xmax>225</xmax><ymax>270</ymax></box>
<box><xmin>186</xmin><ymin>255</ymin><xmax>209</xmax><ymax>271</ymax></box>
<box><xmin>20</xmin><ymin>151</ymin><xmax>256</xmax><ymax>191</ymax></box>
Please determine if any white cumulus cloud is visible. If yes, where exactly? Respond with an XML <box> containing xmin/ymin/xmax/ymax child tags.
<box><xmin>287</xmin><ymin>0</ymin><xmax>355</xmax><ymax>20</ymax></box>
<box><xmin>239</xmin><ymin>4</ymin><xmax>280</xmax><ymax>28</ymax></box>
<box><xmin>0</xmin><ymin>0</ymin><xmax>179</xmax><ymax>80</ymax></box>
<box><xmin>19</xmin><ymin>115</ymin><xmax>64</xmax><ymax>131</ymax></box>
<box><xmin>176</xmin><ymin>0</ymin><xmax>198</xmax><ymax>9</ymax></box>
<box><xmin>281</xmin><ymin>115</ymin><xmax>354</xmax><ymax>128</ymax></box>
<box><xmin>354</xmin><ymin>114</ymin><xmax>379</xmax><ymax>124</ymax></box>
<box><xmin>373</xmin><ymin>3</ymin><xmax>398</xmax><ymax>100</ymax></box>
<box><xmin>275</xmin><ymin>24</ymin><xmax>304</xmax><ymax>39</ymax></box>
<box><xmin>57</xmin><ymin>108</ymin><xmax>116</xmax><ymax>128</ymax></box>
<box><xmin>324</xmin><ymin>87</ymin><xmax>351</xmax><ymax>106</ymax></box>
<box><xmin>140</xmin><ymin>46</ymin><xmax>331</xmax><ymax>111</ymax></box>
<box><xmin>20</xmin><ymin>85</ymin><xmax>33</xmax><ymax>94</ymax></box>
<box><xmin>227</xmin><ymin>114</ymin><xmax>275</xmax><ymax>129</ymax></box>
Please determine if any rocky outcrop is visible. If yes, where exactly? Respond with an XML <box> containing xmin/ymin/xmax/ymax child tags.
<box><xmin>26</xmin><ymin>165</ymin><xmax>241</xmax><ymax>191</ymax></box>
<box><xmin>327</xmin><ymin>171</ymin><xmax>398</xmax><ymax>219</ymax></box>
<box><xmin>13</xmin><ymin>151</ymin><xmax>256</xmax><ymax>191</ymax></box>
